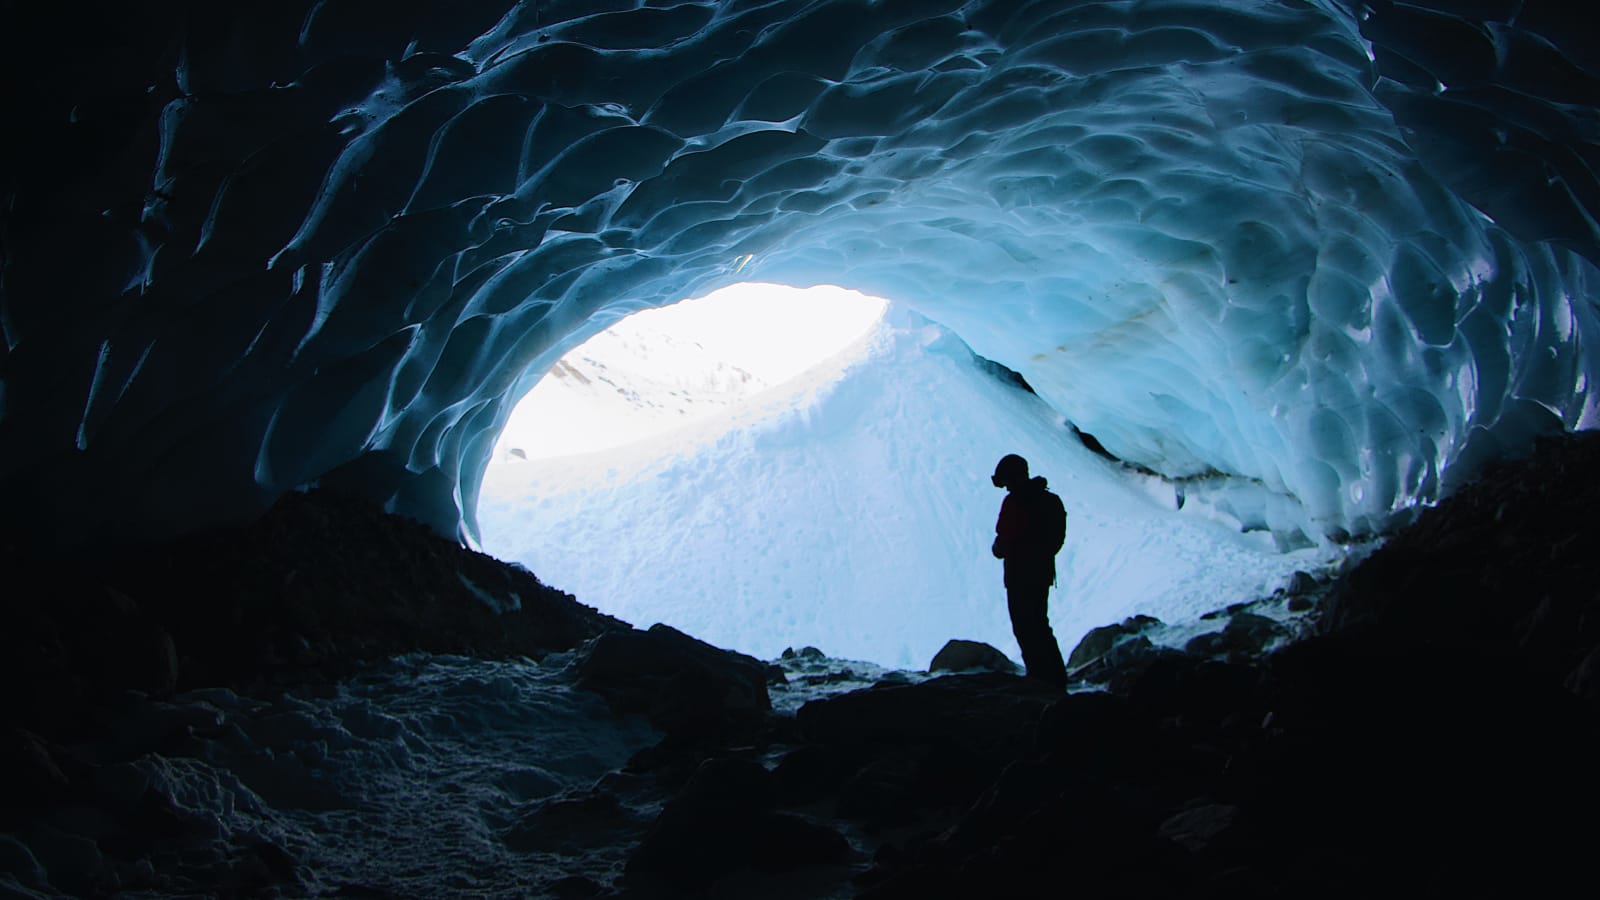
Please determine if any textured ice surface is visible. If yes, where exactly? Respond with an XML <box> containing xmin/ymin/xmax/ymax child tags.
<box><xmin>1</xmin><ymin>0</ymin><xmax>1597</xmax><ymax>548</ymax></box>
<box><xmin>480</xmin><ymin>307</ymin><xmax>1339</xmax><ymax>669</ymax></box>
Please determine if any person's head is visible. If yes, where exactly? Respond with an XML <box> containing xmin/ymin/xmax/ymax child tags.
<box><xmin>991</xmin><ymin>454</ymin><xmax>1029</xmax><ymax>490</ymax></box>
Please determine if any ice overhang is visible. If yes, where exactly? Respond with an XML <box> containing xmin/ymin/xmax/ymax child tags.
<box><xmin>0</xmin><ymin>0</ymin><xmax>1596</xmax><ymax>549</ymax></box>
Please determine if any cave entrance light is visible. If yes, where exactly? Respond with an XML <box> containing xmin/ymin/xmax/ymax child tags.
<box><xmin>489</xmin><ymin>282</ymin><xmax>888</xmax><ymax>464</ymax></box>
<box><xmin>476</xmin><ymin>282</ymin><xmax>1342</xmax><ymax>671</ymax></box>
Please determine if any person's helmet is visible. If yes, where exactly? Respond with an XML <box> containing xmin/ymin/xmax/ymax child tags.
<box><xmin>992</xmin><ymin>453</ymin><xmax>1029</xmax><ymax>488</ymax></box>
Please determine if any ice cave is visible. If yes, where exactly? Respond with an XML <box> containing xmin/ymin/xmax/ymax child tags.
<box><xmin>3</xmin><ymin>0</ymin><xmax>1599</xmax><ymax>896</ymax></box>
<box><xmin>4</xmin><ymin>0</ymin><xmax>1597</xmax><ymax>556</ymax></box>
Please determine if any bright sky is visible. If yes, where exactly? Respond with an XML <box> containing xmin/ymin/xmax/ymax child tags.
<box><xmin>619</xmin><ymin>281</ymin><xmax>889</xmax><ymax>383</ymax></box>
<box><xmin>491</xmin><ymin>282</ymin><xmax>889</xmax><ymax>461</ymax></box>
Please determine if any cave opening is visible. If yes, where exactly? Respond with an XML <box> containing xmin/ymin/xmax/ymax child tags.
<box><xmin>486</xmin><ymin>282</ymin><xmax>890</xmax><ymax>464</ymax></box>
<box><xmin>475</xmin><ymin>282</ymin><xmax>1343</xmax><ymax>669</ymax></box>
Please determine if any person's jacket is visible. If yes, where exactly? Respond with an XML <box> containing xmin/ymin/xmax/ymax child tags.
<box><xmin>993</xmin><ymin>476</ymin><xmax>1065</xmax><ymax>585</ymax></box>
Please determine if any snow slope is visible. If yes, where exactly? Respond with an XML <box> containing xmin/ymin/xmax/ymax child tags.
<box><xmin>479</xmin><ymin>306</ymin><xmax>1339</xmax><ymax>669</ymax></box>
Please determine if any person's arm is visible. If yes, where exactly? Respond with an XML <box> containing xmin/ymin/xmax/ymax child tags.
<box><xmin>992</xmin><ymin>496</ymin><xmax>1014</xmax><ymax>558</ymax></box>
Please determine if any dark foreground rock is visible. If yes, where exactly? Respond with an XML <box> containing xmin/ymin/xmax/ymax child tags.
<box><xmin>608</xmin><ymin>433</ymin><xmax>1600</xmax><ymax>897</ymax></box>
<box><xmin>839</xmin><ymin>433</ymin><xmax>1600</xmax><ymax>898</ymax></box>
<box><xmin>3</xmin><ymin>489</ymin><xmax>626</xmax><ymax>734</ymax></box>
<box><xmin>626</xmin><ymin>757</ymin><xmax>852</xmax><ymax>890</ymax></box>
<box><xmin>577</xmin><ymin>623</ymin><xmax>771</xmax><ymax>740</ymax></box>
<box><xmin>1324</xmin><ymin>431</ymin><xmax>1600</xmax><ymax>694</ymax></box>
<box><xmin>852</xmin><ymin>642</ymin><xmax>1599</xmax><ymax>898</ymax></box>
<box><xmin>7</xmin><ymin>433</ymin><xmax>1600</xmax><ymax>898</ymax></box>
<box><xmin>1066</xmin><ymin>613</ymin><xmax>1162</xmax><ymax>670</ymax></box>
<box><xmin>1</xmin><ymin>488</ymin><xmax>629</xmax><ymax>895</ymax></box>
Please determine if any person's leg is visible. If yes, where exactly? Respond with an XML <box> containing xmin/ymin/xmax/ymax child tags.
<box><xmin>1031</xmin><ymin>584</ymin><xmax>1068</xmax><ymax>686</ymax></box>
<box><xmin>1008</xmin><ymin>579</ymin><xmax>1067</xmax><ymax>686</ymax></box>
<box><xmin>1006</xmin><ymin>587</ymin><xmax>1038</xmax><ymax>672</ymax></box>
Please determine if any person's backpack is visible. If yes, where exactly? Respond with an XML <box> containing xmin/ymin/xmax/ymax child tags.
<box><xmin>1036</xmin><ymin>488</ymin><xmax>1067</xmax><ymax>556</ymax></box>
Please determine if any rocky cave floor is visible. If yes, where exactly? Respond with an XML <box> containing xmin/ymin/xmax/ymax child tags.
<box><xmin>5</xmin><ymin>432</ymin><xmax>1600</xmax><ymax>898</ymax></box>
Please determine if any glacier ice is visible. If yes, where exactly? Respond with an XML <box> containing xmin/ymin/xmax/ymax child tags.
<box><xmin>0</xmin><ymin>0</ymin><xmax>1596</xmax><ymax>552</ymax></box>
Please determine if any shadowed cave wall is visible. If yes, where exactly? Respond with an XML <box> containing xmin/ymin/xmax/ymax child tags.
<box><xmin>2</xmin><ymin>0</ymin><xmax>1597</xmax><ymax>552</ymax></box>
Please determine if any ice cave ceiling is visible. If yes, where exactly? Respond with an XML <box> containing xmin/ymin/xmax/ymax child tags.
<box><xmin>1</xmin><ymin>0</ymin><xmax>1598</xmax><ymax>549</ymax></box>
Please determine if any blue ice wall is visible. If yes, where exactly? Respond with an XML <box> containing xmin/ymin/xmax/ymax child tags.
<box><xmin>0</xmin><ymin>0</ymin><xmax>1596</xmax><ymax>547</ymax></box>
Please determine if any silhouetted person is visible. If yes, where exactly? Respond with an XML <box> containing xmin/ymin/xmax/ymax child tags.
<box><xmin>991</xmin><ymin>454</ymin><xmax>1069</xmax><ymax>687</ymax></box>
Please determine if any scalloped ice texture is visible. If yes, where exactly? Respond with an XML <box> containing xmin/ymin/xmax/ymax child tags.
<box><xmin>0</xmin><ymin>0</ymin><xmax>1597</xmax><ymax>548</ymax></box>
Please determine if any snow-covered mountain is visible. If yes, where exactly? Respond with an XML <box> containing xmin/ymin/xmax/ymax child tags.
<box><xmin>493</xmin><ymin>327</ymin><xmax>770</xmax><ymax>462</ymax></box>
<box><xmin>492</xmin><ymin>284</ymin><xmax>887</xmax><ymax>462</ymax></box>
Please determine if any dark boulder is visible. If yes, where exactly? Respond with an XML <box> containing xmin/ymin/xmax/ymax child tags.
<box><xmin>1184</xmin><ymin>612</ymin><xmax>1288</xmax><ymax>663</ymax></box>
<box><xmin>576</xmin><ymin>623</ymin><xmax>771</xmax><ymax>738</ymax></box>
<box><xmin>771</xmin><ymin>743</ymin><xmax>858</xmax><ymax>805</ymax></box>
<box><xmin>744</xmin><ymin>811</ymin><xmax>853</xmax><ymax>873</ymax></box>
<box><xmin>626</xmin><ymin>757</ymin><xmax>850</xmax><ymax>890</ymax></box>
<box><xmin>503</xmin><ymin>790</ymin><xmax>644</xmax><ymax>855</ymax></box>
<box><xmin>832</xmin><ymin>742</ymin><xmax>993</xmax><ymax>829</ymax></box>
<box><xmin>928</xmin><ymin>639</ymin><xmax>1017</xmax><ymax>674</ymax></box>
<box><xmin>1156</xmin><ymin>799</ymin><xmax>1246</xmax><ymax>854</ymax></box>
<box><xmin>1223</xmin><ymin>612</ymin><xmax>1287</xmax><ymax>655</ymax></box>
<box><xmin>1081</xmin><ymin>636</ymin><xmax>1193</xmax><ymax>696</ymax></box>
<box><xmin>797</xmin><ymin>673</ymin><xmax>1057</xmax><ymax>762</ymax></box>
<box><xmin>1035</xmin><ymin>690</ymin><xmax>1161</xmax><ymax>774</ymax></box>
<box><xmin>1286</xmin><ymin>570</ymin><xmax>1318</xmax><ymax>595</ymax></box>
<box><xmin>788</xmin><ymin>675</ymin><xmax>1064</xmax><ymax>831</ymax></box>
<box><xmin>4</xmin><ymin>488</ymin><xmax>629</xmax><ymax>748</ymax></box>
<box><xmin>781</xmin><ymin>646</ymin><xmax>827</xmax><ymax>660</ymax></box>
<box><xmin>1067</xmin><ymin>614</ymin><xmax>1162</xmax><ymax>670</ymax></box>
